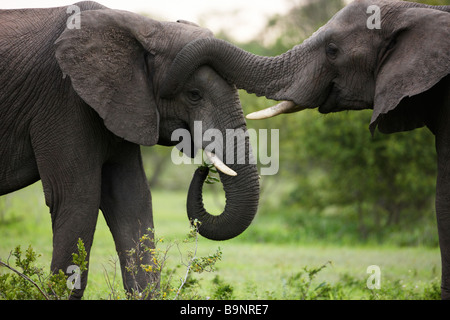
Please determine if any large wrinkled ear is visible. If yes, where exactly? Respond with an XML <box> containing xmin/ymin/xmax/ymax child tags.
<box><xmin>370</xmin><ymin>8</ymin><xmax>450</xmax><ymax>134</ymax></box>
<box><xmin>55</xmin><ymin>9</ymin><xmax>160</xmax><ymax>146</ymax></box>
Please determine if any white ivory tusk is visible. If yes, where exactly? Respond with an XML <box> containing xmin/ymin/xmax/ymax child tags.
<box><xmin>246</xmin><ymin>101</ymin><xmax>304</xmax><ymax>120</ymax></box>
<box><xmin>204</xmin><ymin>151</ymin><xmax>237</xmax><ymax>176</ymax></box>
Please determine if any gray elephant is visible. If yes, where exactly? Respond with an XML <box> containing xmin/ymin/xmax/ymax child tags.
<box><xmin>160</xmin><ymin>0</ymin><xmax>450</xmax><ymax>298</ymax></box>
<box><xmin>0</xmin><ymin>1</ymin><xmax>259</xmax><ymax>298</ymax></box>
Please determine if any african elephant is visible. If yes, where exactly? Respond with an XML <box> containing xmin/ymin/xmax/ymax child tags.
<box><xmin>0</xmin><ymin>1</ymin><xmax>259</xmax><ymax>298</ymax></box>
<box><xmin>160</xmin><ymin>0</ymin><xmax>450</xmax><ymax>298</ymax></box>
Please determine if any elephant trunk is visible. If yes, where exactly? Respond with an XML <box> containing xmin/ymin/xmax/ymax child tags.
<box><xmin>186</xmin><ymin>136</ymin><xmax>259</xmax><ymax>240</ymax></box>
<box><xmin>160</xmin><ymin>38</ymin><xmax>308</xmax><ymax>105</ymax></box>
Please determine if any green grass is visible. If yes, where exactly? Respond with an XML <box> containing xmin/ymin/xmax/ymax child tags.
<box><xmin>0</xmin><ymin>182</ymin><xmax>442</xmax><ymax>299</ymax></box>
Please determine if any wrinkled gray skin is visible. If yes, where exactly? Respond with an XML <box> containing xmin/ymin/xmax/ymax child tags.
<box><xmin>0</xmin><ymin>1</ymin><xmax>259</xmax><ymax>298</ymax></box>
<box><xmin>161</xmin><ymin>0</ymin><xmax>450</xmax><ymax>298</ymax></box>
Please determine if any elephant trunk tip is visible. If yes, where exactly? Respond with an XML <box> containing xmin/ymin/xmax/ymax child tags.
<box><xmin>187</xmin><ymin>164</ymin><xmax>260</xmax><ymax>241</ymax></box>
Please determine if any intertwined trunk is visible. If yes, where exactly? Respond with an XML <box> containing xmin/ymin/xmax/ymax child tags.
<box><xmin>160</xmin><ymin>38</ymin><xmax>309</xmax><ymax>104</ymax></box>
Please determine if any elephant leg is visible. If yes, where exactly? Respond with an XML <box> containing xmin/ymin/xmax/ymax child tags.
<box><xmin>100</xmin><ymin>142</ymin><xmax>158</xmax><ymax>296</ymax></box>
<box><xmin>434</xmin><ymin>97</ymin><xmax>450</xmax><ymax>300</ymax></box>
<box><xmin>38</xmin><ymin>157</ymin><xmax>102</xmax><ymax>299</ymax></box>
<box><xmin>436</xmin><ymin>164</ymin><xmax>450</xmax><ymax>300</ymax></box>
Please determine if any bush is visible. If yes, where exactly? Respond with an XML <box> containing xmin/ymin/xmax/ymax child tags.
<box><xmin>122</xmin><ymin>221</ymin><xmax>223</xmax><ymax>300</ymax></box>
<box><xmin>0</xmin><ymin>239</ymin><xmax>87</xmax><ymax>300</ymax></box>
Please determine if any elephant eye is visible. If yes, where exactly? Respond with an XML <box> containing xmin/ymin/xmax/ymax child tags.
<box><xmin>187</xmin><ymin>89</ymin><xmax>203</xmax><ymax>102</ymax></box>
<box><xmin>326</xmin><ymin>43</ymin><xmax>339</xmax><ymax>60</ymax></box>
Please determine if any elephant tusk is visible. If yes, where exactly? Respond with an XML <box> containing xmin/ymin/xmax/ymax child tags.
<box><xmin>246</xmin><ymin>101</ymin><xmax>305</xmax><ymax>120</ymax></box>
<box><xmin>204</xmin><ymin>151</ymin><xmax>237</xmax><ymax>176</ymax></box>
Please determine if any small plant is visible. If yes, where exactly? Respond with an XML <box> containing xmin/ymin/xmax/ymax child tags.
<box><xmin>71</xmin><ymin>238</ymin><xmax>88</xmax><ymax>274</ymax></box>
<box><xmin>283</xmin><ymin>261</ymin><xmax>333</xmax><ymax>300</ymax></box>
<box><xmin>0</xmin><ymin>239</ymin><xmax>87</xmax><ymax>300</ymax></box>
<box><xmin>173</xmin><ymin>219</ymin><xmax>222</xmax><ymax>299</ymax></box>
<box><xmin>211</xmin><ymin>275</ymin><xmax>234</xmax><ymax>300</ymax></box>
<box><xmin>367</xmin><ymin>277</ymin><xmax>441</xmax><ymax>300</ymax></box>
<box><xmin>121</xmin><ymin>220</ymin><xmax>223</xmax><ymax>300</ymax></box>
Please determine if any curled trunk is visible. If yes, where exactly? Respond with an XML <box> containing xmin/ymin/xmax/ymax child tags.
<box><xmin>186</xmin><ymin>139</ymin><xmax>260</xmax><ymax>241</ymax></box>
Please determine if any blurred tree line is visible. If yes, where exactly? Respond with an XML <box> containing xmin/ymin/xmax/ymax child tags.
<box><xmin>141</xmin><ymin>0</ymin><xmax>449</xmax><ymax>246</ymax></box>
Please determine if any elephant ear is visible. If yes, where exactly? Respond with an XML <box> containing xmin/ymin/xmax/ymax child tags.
<box><xmin>55</xmin><ymin>9</ymin><xmax>160</xmax><ymax>146</ymax></box>
<box><xmin>370</xmin><ymin>7</ymin><xmax>450</xmax><ymax>134</ymax></box>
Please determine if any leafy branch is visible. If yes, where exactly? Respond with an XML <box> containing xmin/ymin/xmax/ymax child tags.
<box><xmin>0</xmin><ymin>239</ymin><xmax>88</xmax><ymax>300</ymax></box>
<box><xmin>199</xmin><ymin>160</ymin><xmax>220</xmax><ymax>185</ymax></box>
<box><xmin>0</xmin><ymin>257</ymin><xmax>49</xmax><ymax>300</ymax></box>
<box><xmin>174</xmin><ymin>219</ymin><xmax>222</xmax><ymax>299</ymax></box>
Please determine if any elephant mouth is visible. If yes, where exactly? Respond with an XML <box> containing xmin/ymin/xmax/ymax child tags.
<box><xmin>318</xmin><ymin>82</ymin><xmax>340</xmax><ymax>114</ymax></box>
<box><xmin>318</xmin><ymin>83</ymin><xmax>371</xmax><ymax>113</ymax></box>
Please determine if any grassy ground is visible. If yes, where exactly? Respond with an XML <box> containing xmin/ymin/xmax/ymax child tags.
<box><xmin>0</xmin><ymin>182</ymin><xmax>442</xmax><ymax>299</ymax></box>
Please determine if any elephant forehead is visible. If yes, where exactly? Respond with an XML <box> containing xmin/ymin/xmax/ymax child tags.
<box><xmin>189</xmin><ymin>66</ymin><xmax>236</xmax><ymax>94</ymax></box>
<box><xmin>162</xmin><ymin>21</ymin><xmax>213</xmax><ymax>47</ymax></box>
<box><xmin>331</xmin><ymin>0</ymin><xmax>373</xmax><ymax>26</ymax></box>
<box><xmin>191</xmin><ymin>66</ymin><xmax>221</xmax><ymax>83</ymax></box>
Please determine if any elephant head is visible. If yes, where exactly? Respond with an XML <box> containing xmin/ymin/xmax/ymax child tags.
<box><xmin>160</xmin><ymin>0</ymin><xmax>450</xmax><ymax>134</ymax></box>
<box><xmin>54</xmin><ymin>7</ymin><xmax>259</xmax><ymax>240</ymax></box>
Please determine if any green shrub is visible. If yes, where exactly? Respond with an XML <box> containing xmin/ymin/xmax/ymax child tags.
<box><xmin>0</xmin><ymin>239</ymin><xmax>87</xmax><ymax>300</ymax></box>
<box><xmin>211</xmin><ymin>275</ymin><xmax>234</xmax><ymax>300</ymax></box>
